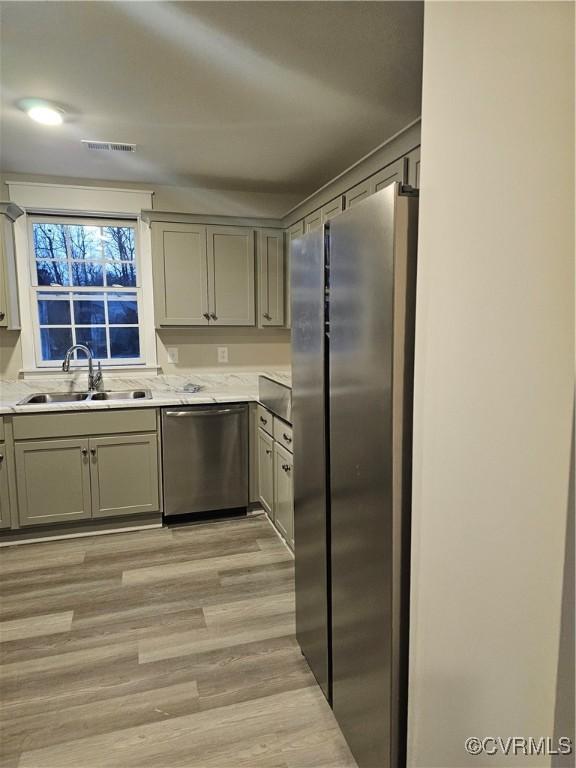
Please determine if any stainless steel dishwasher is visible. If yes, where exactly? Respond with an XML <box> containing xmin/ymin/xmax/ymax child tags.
<box><xmin>161</xmin><ymin>405</ymin><xmax>248</xmax><ymax>518</ymax></box>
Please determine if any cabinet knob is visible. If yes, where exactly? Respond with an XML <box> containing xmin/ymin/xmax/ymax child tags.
<box><xmin>282</xmin><ymin>463</ymin><xmax>291</xmax><ymax>473</ymax></box>
<box><xmin>90</xmin><ymin>448</ymin><xmax>96</xmax><ymax>456</ymax></box>
<box><xmin>210</xmin><ymin>313</ymin><xmax>217</xmax><ymax>320</ymax></box>
<box><xmin>0</xmin><ymin>311</ymin><xmax>5</xmax><ymax>321</ymax></box>
<box><xmin>81</xmin><ymin>448</ymin><xmax>88</xmax><ymax>456</ymax></box>
<box><xmin>202</xmin><ymin>312</ymin><xmax>210</xmax><ymax>320</ymax></box>
<box><xmin>260</xmin><ymin>416</ymin><xmax>267</xmax><ymax>425</ymax></box>
<box><xmin>266</xmin><ymin>449</ymin><xmax>272</xmax><ymax>456</ymax></box>
<box><xmin>263</xmin><ymin>312</ymin><xmax>272</xmax><ymax>321</ymax></box>
<box><xmin>282</xmin><ymin>433</ymin><xmax>292</xmax><ymax>443</ymax></box>
<box><xmin>0</xmin><ymin>453</ymin><xmax>4</xmax><ymax>462</ymax></box>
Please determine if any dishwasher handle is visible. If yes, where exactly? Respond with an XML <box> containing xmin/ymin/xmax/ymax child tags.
<box><xmin>164</xmin><ymin>407</ymin><xmax>246</xmax><ymax>417</ymax></box>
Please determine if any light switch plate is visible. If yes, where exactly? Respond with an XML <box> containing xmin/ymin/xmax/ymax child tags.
<box><xmin>167</xmin><ymin>347</ymin><xmax>179</xmax><ymax>364</ymax></box>
<box><xmin>217</xmin><ymin>347</ymin><xmax>228</xmax><ymax>363</ymax></box>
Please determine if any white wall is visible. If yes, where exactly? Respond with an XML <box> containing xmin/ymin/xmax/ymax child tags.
<box><xmin>408</xmin><ymin>3</ymin><xmax>574</xmax><ymax>767</ymax></box>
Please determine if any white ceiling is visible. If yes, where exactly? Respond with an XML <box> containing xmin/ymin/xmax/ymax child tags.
<box><xmin>1</xmin><ymin>1</ymin><xmax>423</xmax><ymax>197</ymax></box>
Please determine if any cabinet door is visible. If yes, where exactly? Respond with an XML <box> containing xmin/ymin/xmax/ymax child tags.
<box><xmin>304</xmin><ymin>210</ymin><xmax>322</xmax><ymax>233</ymax></box>
<box><xmin>15</xmin><ymin>439</ymin><xmax>91</xmax><ymax>526</ymax></box>
<box><xmin>406</xmin><ymin>147</ymin><xmax>421</xmax><ymax>188</ymax></box>
<box><xmin>345</xmin><ymin>179</ymin><xmax>371</xmax><ymax>209</ymax></box>
<box><xmin>257</xmin><ymin>427</ymin><xmax>274</xmax><ymax>518</ymax></box>
<box><xmin>257</xmin><ymin>229</ymin><xmax>284</xmax><ymax>327</ymax></box>
<box><xmin>207</xmin><ymin>226</ymin><xmax>255</xmax><ymax>326</ymax></box>
<box><xmin>285</xmin><ymin>220</ymin><xmax>305</xmax><ymax>329</ymax></box>
<box><xmin>90</xmin><ymin>433</ymin><xmax>159</xmax><ymax>519</ymax></box>
<box><xmin>0</xmin><ymin>445</ymin><xmax>10</xmax><ymax>528</ymax></box>
<box><xmin>371</xmin><ymin>157</ymin><xmax>405</xmax><ymax>193</ymax></box>
<box><xmin>273</xmin><ymin>442</ymin><xmax>294</xmax><ymax>548</ymax></box>
<box><xmin>0</xmin><ymin>221</ymin><xmax>7</xmax><ymax>328</ymax></box>
<box><xmin>321</xmin><ymin>197</ymin><xmax>344</xmax><ymax>223</ymax></box>
<box><xmin>152</xmin><ymin>222</ymin><xmax>209</xmax><ymax>326</ymax></box>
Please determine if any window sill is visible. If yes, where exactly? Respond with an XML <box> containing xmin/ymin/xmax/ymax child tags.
<box><xmin>20</xmin><ymin>365</ymin><xmax>161</xmax><ymax>381</ymax></box>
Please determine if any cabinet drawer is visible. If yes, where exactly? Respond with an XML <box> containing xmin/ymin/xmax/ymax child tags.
<box><xmin>13</xmin><ymin>408</ymin><xmax>158</xmax><ymax>441</ymax></box>
<box><xmin>273</xmin><ymin>417</ymin><xmax>293</xmax><ymax>453</ymax></box>
<box><xmin>257</xmin><ymin>405</ymin><xmax>273</xmax><ymax>437</ymax></box>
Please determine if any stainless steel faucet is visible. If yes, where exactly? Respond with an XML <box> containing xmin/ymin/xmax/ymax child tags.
<box><xmin>62</xmin><ymin>345</ymin><xmax>103</xmax><ymax>391</ymax></box>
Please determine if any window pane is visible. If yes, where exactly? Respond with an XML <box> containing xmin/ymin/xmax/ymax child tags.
<box><xmin>67</xmin><ymin>225</ymin><xmax>102</xmax><ymax>260</ymax></box>
<box><xmin>105</xmin><ymin>261</ymin><xmax>137</xmax><ymax>287</ymax></box>
<box><xmin>36</xmin><ymin>260</ymin><xmax>70</xmax><ymax>286</ymax></box>
<box><xmin>40</xmin><ymin>328</ymin><xmax>72</xmax><ymax>360</ymax></box>
<box><xmin>38</xmin><ymin>297</ymin><xmax>71</xmax><ymax>325</ymax></box>
<box><xmin>110</xmin><ymin>327</ymin><xmax>140</xmax><ymax>358</ymax></box>
<box><xmin>33</xmin><ymin>223</ymin><xmax>67</xmax><ymax>260</ymax></box>
<box><xmin>73</xmin><ymin>298</ymin><xmax>105</xmax><ymax>325</ymax></box>
<box><xmin>102</xmin><ymin>226</ymin><xmax>135</xmax><ymax>261</ymax></box>
<box><xmin>108</xmin><ymin>295</ymin><xmax>138</xmax><ymax>324</ymax></box>
<box><xmin>71</xmin><ymin>261</ymin><xmax>104</xmax><ymax>287</ymax></box>
<box><xmin>76</xmin><ymin>327</ymin><xmax>107</xmax><ymax>359</ymax></box>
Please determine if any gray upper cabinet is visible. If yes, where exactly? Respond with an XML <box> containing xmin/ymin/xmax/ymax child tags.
<box><xmin>0</xmin><ymin>204</ymin><xmax>23</xmax><ymax>330</ymax></box>
<box><xmin>0</xmin><ymin>444</ymin><xmax>11</xmax><ymax>529</ymax></box>
<box><xmin>15</xmin><ymin>438</ymin><xmax>92</xmax><ymax>526</ymax></box>
<box><xmin>321</xmin><ymin>197</ymin><xmax>344</xmax><ymax>223</ymax></box>
<box><xmin>152</xmin><ymin>222</ymin><xmax>209</xmax><ymax>326</ymax></box>
<box><xmin>207</xmin><ymin>226</ymin><xmax>255</xmax><ymax>326</ymax></box>
<box><xmin>406</xmin><ymin>146</ymin><xmax>421</xmax><ymax>188</ymax></box>
<box><xmin>285</xmin><ymin>220</ymin><xmax>305</xmax><ymax>329</ymax></box>
<box><xmin>344</xmin><ymin>157</ymin><xmax>406</xmax><ymax>209</ymax></box>
<box><xmin>257</xmin><ymin>229</ymin><xmax>284</xmax><ymax>327</ymax></box>
<box><xmin>90</xmin><ymin>433</ymin><xmax>159</xmax><ymax>518</ymax></box>
<box><xmin>304</xmin><ymin>210</ymin><xmax>322</xmax><ymax>233</ymax></box>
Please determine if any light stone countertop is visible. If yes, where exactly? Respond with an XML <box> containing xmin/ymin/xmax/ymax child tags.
<box><xmin>0</xmin><ymin>370</ymin><xmax>291</xmax><ymax>416</ymax></box>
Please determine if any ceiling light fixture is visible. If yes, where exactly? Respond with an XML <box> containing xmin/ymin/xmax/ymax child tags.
<box><xmin>19</xmin><ymin>99</ymin><xmax>65</xmax><ymax>126</ymax></box>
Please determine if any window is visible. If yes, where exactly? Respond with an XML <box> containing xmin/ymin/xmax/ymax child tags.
<box><xmin>30</xmin><ymin>217</ymin><xmax>144</xmax><ymax>366</ymax></box>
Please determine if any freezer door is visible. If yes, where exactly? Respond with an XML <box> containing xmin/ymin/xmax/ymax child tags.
<box><xmin>329</xmin><ymin>184</ymin><xmax>417</xmax><ymax>768</ymax></box>
<box><xmin>291</xmin><ymin>228</ymin><xmax>330</xmax><ymax>700</ymax></box>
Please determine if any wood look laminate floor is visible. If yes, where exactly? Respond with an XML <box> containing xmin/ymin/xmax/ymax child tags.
<box><xmin>0</xmin><ymin>514</ymin><xmax>357</xmax><ymax>768</ymax></box>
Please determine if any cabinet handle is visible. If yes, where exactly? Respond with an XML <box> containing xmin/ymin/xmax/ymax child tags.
<box><xmin>210</xmin><ymin>313</ymin><xmax>218</xmax><ymax>320</ymax></box>
<box><xmin>263</xmin><ymin>312</ymin><xmax>272</xmax><ymax>321</ymax></box>
<box><xmin>282</xmin><ymin>433</ymin><xmax>292</xmax><ymax>443</ymax></box>
<box><xmin>266</xmin><ymin>449</ymin><xmax>272</xmax><ymax>456</ymax></box>
<box><xmin>0</xmin><ymin>311</ymin><xmax>5</xmax><ymax>321</ymax></box>
<box><xmin>0</xmin><ymin>454</ymin><xmax>4</xmax><ymax>462</ymax></box>
<box><xmin>90</xmin><ymin>448</ymin><xmax>96</xmax><ymax>456</ymax></box>
<box><xmin>260</xmin><ymin>416</ymin><xmax>267</xmax><ymax>425</ymax></box>
<box><xmin>81</xmin><ymin>448</ymin><xmax>88</xmax><ymax>456</ymax></box>
<box><xmin>282</xmin><ymin>463</ymin><xmax>291</xmax><ymax>473</ymax></box>
<box><xmin>202</xmin><ymin>312</ymin><xmax>210</xmax><ymax>320</ymax></box>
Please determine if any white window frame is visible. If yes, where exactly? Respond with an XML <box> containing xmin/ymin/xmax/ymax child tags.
<box><xmin>28</xmin><ymin>215</ymin><xmax>145</xmax><ymax>368</ymax></box>
<box><xmin>7</xmin><ymin>182</ymin><xmax>157</xmax><ymax>378</ymax></box>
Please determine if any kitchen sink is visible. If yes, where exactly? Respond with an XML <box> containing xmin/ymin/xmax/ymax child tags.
<box><xmin>18</xmin><ymin>392</ymin><xmax>91</xmax><ymax>404</ymax></box>
<box><xmin>17</xmin><ymin>390</ymin><xmax>152</xmax><ymax>405</ymax></box>
<box><xmin>89</xmin><ymin>390</ymin><xmax>152</xmax><ymax>401</ymax></box>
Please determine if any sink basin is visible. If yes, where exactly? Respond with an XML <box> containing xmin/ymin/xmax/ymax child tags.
<box><xmin>17</xmin><ymin>390</ymin><xmax>152</xmax><ymax>405</ymax></box>
<box><xmin>89</xmin><ymin>390</ymin><xmax>152</xmax><ymax>401</ymax></box>
<box><xmin>18</xmin><ymin>392</ymin><xmax>91</xmax><ymax>404</ymax></box>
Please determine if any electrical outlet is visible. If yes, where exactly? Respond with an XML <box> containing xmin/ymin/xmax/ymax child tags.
<box><xmin>217</xmin><ymin>347</ymin><xmax>228</xmax><ymax>364</ymax></box>
<box><xmin>167</xmin><ymin>347</ymin><xmax>179</xmax><ymax>364</ymax></box>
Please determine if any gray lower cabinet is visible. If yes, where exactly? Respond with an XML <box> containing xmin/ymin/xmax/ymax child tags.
<box><xmin>90</xmin><ymin>434</ymin><xmax>159</xmax><ymax>518</ymax></box>
<box><xmin>15</xmin><ymin>438</ymin><xmax>92</xmax><ymax>526</ymax></box>
<box><xmin>14</xmin><ymin>432</ymin><xmax>160</xmax><ymax>527</ymax></box>
<box><xmin>273</xmin><ymin>442</ymin><xmax>294</xmax><ymax>548</ymax></box>
<box><xmin>257</xmin><ymin>426</ymin><xmax>274</xmax><ymax>518</ymax></box>
<box><xmin>0</xmin><ymin>444</ymin><xmax>12</xmax><ymax>528</ymax></box>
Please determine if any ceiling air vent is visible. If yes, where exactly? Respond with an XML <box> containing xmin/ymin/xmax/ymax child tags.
<box><xmin>81</xmin><ymin>140</ymin><xmax>136</xmax><ymax>152</ymax></box>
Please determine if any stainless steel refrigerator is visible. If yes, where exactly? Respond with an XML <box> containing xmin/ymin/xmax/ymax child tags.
<box><xmin>292</xmin><ymin>183</ymin><xmax>418</xmax><ymax>768</ymax></box>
